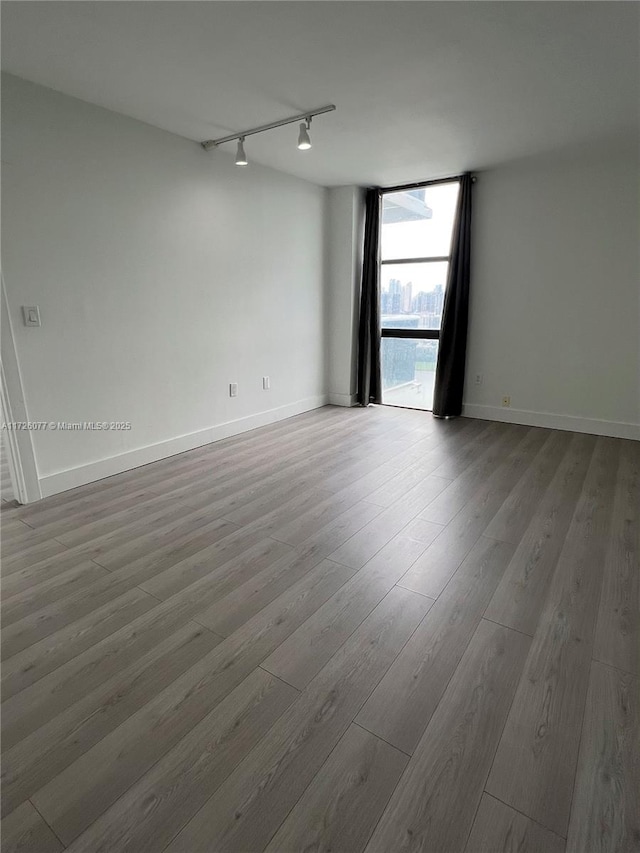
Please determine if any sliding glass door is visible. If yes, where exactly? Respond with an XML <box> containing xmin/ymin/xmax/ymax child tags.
<box><xmin>379</xmin><ymin>180</ymin><xmax>460</xmax><ymax>410</ymax></box>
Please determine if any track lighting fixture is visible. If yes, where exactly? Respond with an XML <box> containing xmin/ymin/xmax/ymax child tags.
<box><xmin>297</xmin><ymin>118</ymin><xmax>312</xmax><ymax>150</ymax></box>
<box><xmin>201</xmin><ymin>105</ymin><xmax>334</xmax><ymax>166</ymax></box>
<box><xmin>235</xmin><ymin>137</ymin><xmax>248</xmax><ymax>166</ymax></box>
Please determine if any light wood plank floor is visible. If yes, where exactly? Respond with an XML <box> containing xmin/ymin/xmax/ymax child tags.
<box><xmin>1</xmin><ymin>405</ymin><xmax>638</xmax><ymax>853</ymax></box>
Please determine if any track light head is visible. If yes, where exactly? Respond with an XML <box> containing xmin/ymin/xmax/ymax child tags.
<box><xmin>235</xmin><ymin>137</ymin><xmax>248</xmax><ymax>166</ymax></box>
<box><xmin>297</xmin><ymin>119</ymin><xmax>312</xmax><ymax>150</ymax></box>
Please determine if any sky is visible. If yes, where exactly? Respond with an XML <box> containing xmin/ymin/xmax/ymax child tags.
<box><xmin>380</xmin><ymin>182</ymin><xmax>459</xmax><ymax>295</ymax></box>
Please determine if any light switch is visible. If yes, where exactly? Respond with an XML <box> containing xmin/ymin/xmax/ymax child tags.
<box><xmin>22</xmin><ymin>306</ymin><xmax>41</xmax><ymax>327</ymax></box>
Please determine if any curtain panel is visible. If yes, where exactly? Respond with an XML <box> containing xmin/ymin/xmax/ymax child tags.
<box><xmin>356</xmin><ymin>188</ymin><xmax>382</xmax><ymax>406</ymax></box>
<box><xmin>433</xmin><ymin>172</ymin><xmax>473</xmax><ymax>417</ymax></box>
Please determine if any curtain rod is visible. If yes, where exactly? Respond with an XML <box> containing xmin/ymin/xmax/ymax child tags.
<box><xmin>379</xmin><ymin>174</ymin><xmax>477</xmax><ymax>193</ymax></box>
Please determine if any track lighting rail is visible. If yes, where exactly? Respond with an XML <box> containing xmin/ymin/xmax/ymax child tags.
<box><xmin>200</xmin><ymin>104</ymin><xmax>336</xmax><ymax>150</ymax></box>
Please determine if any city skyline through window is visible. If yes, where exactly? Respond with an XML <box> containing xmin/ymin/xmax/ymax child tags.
<box><xmin>379</xmin><ymin>181</ymin><xmax>460</xmax><ymax>411</ymax></box>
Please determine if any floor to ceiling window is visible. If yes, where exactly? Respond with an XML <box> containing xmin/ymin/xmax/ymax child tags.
<box><xmin>380</xmin><ymin>179</ymin><xmax>460</xmax><ymax>410</ymax></box>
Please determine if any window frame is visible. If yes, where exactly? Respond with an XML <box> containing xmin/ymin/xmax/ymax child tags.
<box><xmin>379</xmin><ymin>175</ymin><xmax>461</xmax><ymax>341</ymax></box>
<box><xmin>378</xmin><ymin>175</ymin><xmax>461</xmax><ymax>411</ymax></box>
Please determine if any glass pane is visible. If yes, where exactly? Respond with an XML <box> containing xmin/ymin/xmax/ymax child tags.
<box><xmin>381</xmin><ymin>262</ymin><xmax>448</xmax><ymax>331</ymax></box>
<box><xmin>381</xmin><ymin>338</ymin><xmax>439</xmax><ymax>411</ymax></box>
<box><xmin>381</xmin><ymin>182</ymin><xmax>459</xmax><ymax>261</ymax></box>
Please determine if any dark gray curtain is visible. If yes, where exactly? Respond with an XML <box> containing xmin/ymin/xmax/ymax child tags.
<box><xmin>433</xmin><ymin>173</ymin><xmax>473</xmax><ymax>417</ymax></box>
<box><xmin>356</xmin><ymin>188</ymin><xmax>382</xmax><ymax>406</ymax></box>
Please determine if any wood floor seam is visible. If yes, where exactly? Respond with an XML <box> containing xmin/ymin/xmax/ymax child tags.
<box><xmin>28</xmin><ymin>797</ymin><xmax>66</xmax><ymax>849</ymax></box>
<box><xmin>351</xmin><ymin>721</ymin><xmax>412</xmax><ymax>758</ymax></box>
<box><xmin>257</xmin><ymin>664</ymin><xmax>300</xmax><ymax>692</ymax></box>
<box><xmin>347</xmin><ymin>587</ymin><xmax>436</xmax><ymax>740</ymax></box>
<box><xmin>320</xmin><ymin>554</ymin><xmax>362</xmax><ymax>569</ymax></box>
<box><xmin>88</xmin><ymin>556</ymin><xmax>116</xmax><ymax>573</ymax></box>
<box><xmin>558</xmin><ymin>460</ymin><xmax>616</xmax><ymax>843</ymax></box>
<box><xmin>479</xmin><ymin>791</ymin><xmax>569</xmax><ymax>840</ymax></box>
<box><xmin>460</xmin><ymin>782</ymin><xmax>489</xmax><ymax>853</ymax></box>
<box><xmin>563</xmin><ymin>652</ymin><xmax>599</xmax><ymax>845</ymax></box>
<box><xmin>475</xmin><ymin>624</ymin><xmax>538</xmax><ymax>834</ymax></box>
<box><xmin>187</xmin><ymin>619</ymin><xmax>224</xmax><ymax>641</ymax></box>
<box><xmin>392</xmin><ymin>582</ymin><xmax>436</xmax><ymax>602</ymax></box>
<box><xmin>481</xmin><ymin>615</ymin><xmax>534</xmax><ymax>639</ymax></box>
<box><xmin>590</xmin><ymin>656</ymin><xmax>636</xmax><ymax>677</ymax></box>
<box><xmin>136</xmin><ymin>585</ymin><xmax>163</xmax><ymax>603</ymax></box>
<box><xmin>478</xmin><ymin>531</ymin><xmax>518</xmax><ymax>545</ymax></box>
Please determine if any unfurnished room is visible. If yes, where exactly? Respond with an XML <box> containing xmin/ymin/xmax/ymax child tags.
<box><xmin>0</xmin><ymin>2</ymin><xmax>638</xmax><ymax>852</ymax></box>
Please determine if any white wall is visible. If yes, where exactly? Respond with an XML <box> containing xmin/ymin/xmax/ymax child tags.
<box><xmin>1</xmin><ymin>74</ymin><xmax>328</xmax><ymax>497</ymax></box>
<box><xmin>326</xmin><ymin>186</ymin><xmax>364</xmax><ymax>407</ymax></box>
<box><xmin>464</xmin><ymin>137</ymin><xmax>640</xmax><ymax>438</ymax></box>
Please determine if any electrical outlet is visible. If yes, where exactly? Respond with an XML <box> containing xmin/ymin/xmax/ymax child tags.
<box><xmin>475</xmin><ymin>373</ymin><xmax>483</xmax><ymax>385</ymax></box>
<box><xmin>229</xmin><ymin>383</ymin><xmax>238</xmax><ymax>398</ymax></box>
<box><xmin>262</xmin><ymin>376</ymin><xmax>270</xmax><ymax>390</ymax></box>
<box><xmin>22</xmin><ymin>306</ymin><xmax>41</xmax><ymax>327</ymax></box>
<box><xmin>502</xmin><ymin>395</ymin><xmax>511</xmax><ymax>408</ymax></box>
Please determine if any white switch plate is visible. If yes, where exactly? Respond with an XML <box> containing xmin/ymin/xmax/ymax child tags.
<box><xmin>22</xmin><ymin>306</ymin><xmax>41</xmax><ymax>327</ymax></box>
<box><xmin>229</xmin><ymin>383</ymin><xmax>238</xmax><ymax>397</ymax></box>
<box><xmin>262</xmin><ymin>376</ymin><xmax>270</xmax><ymax>390</ymax></box>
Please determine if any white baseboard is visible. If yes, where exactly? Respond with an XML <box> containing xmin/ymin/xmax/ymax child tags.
<box><xmin>328</xmin><ymin>392</ymin><xmax>358</xmax><ymax>407</ymax></box>
<box><xmin>38</xmin><ymin>394</ymin><xmax>329</xmax><ymax>499</ymax></box>
<box><xmin>462</xmin><ymin>403</ymin><xmax>640</xmax><ymax>441</ymax></box>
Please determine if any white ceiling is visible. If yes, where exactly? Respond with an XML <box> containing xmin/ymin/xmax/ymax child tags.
<box><xmin>2</xmin><ymin>1</ymin><xmax>638</xmax><ymax>187</ymax></box>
